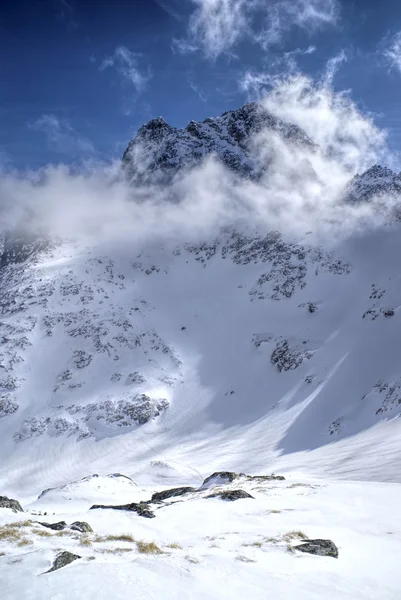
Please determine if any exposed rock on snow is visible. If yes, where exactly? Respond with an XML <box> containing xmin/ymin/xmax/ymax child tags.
<box><xmin>199</xmin><ymin>472</ymin><xmax>239</xmax><ymax>490</ymax></box>
<box><xmin>271</xmin><ymin>339</ymin><xmax>313</xmax><ymax>372</ymax></box>
<box><xmin>151</xmin><ymin>487</ymin><xmax>197</xmax><ymax>502</ymax></box>
<box><xmin>39</xmin><ymin>521</ymin><xmax>67</xmax><ymax>531</ymax></box>
<box><xmin>70</xmin><ymin>521</ymin><xmax>93</xmax><ymax>533</ymax></box>
<box><xmin>0</xmin><ymin>496</ymin><xmax>23</xmax><ymax>513</ymax></box>
<box><xmin>90</xmin><ymin>502</ymin><xmax>155</xmax><ymax>519</ymax></box>
<box><xmin>45</xmin><ymin>551</ymin><xmax>81</xmax><ymax>574</ymax></box>
<box><xmin>294</xmin><ymin>538</ymin><xmax>339</xmax><ymax>559</ymax></box>
<box><xmin>207</xmin><ymin>490</ymin><xmax>254</xmax><ymax>501</ymax></box>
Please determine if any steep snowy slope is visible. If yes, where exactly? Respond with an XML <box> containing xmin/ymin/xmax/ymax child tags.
<box><xmin>1</xmin><ymin>222</ymin><xmax>401</xmax><ymax>496</ymax></box>
<box><xmin>0</xmin><ymin>102</ymin><xmax>401</xmax><ymax>497</ymax></box>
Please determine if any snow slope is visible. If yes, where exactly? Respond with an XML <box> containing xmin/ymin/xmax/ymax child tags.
<box><xmin>1</xmin><ymin>101</ymin><xmax>401</xmax><ymax>598</ymax></box>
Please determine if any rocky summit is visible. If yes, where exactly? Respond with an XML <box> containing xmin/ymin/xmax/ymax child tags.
<box><xmin>122</xmin><ymin>102</ymin><xmax>314</xmax><ymax>183</ymax></box>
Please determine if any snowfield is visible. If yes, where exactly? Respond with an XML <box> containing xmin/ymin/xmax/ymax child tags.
<box><xmin>1</xmin><ymin>473</ymin><xmax>401</xmax><ymax>600</ymax></box>
<box><xmin>1</xmin><ymin>101</ymin><xmax>401</xmax><ymax>598</ymax></box>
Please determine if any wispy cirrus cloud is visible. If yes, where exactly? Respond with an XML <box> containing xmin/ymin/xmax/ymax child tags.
<box><xmin>259</xmin><ymin>0</ymin><xmax>340</xmax><ymax>49</ymax></box>
<box><xmin>383</xmin><ymin>31</ymin><xmax>401</xmax><ymax>73</ymax></box>
<box><xmin>100</xmin><ymin>46</ymin><xmax>152</xmax><ymax>92</ymax></box>
<box><xmin>174</xmin><ymin>0</ymin><xmax>340</xmax><ymax>60</ymax></box>
<box><xmin>30</xmin><ymin>115</ymin><xmax>95</xmax><ymax>156</ymax></box>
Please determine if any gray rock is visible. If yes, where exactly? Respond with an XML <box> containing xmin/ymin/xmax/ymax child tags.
<box><xmin>45</xmin><ymin>551</ymin><xmax>81</xmax><ymax>573</ymax></box>
<box><xmin>90</xmin><ymin>501</ymin><xmax>155</xmax><ymax>519</ymax></box>
<box><xmin>151</xmin><ymin>487</ymin><xmax>196</xmax><ymax>502</ymax></box>
<box><xmin>294</xmin><ymin>539</ymin><xmax>339</xmax><ymax>558</ymax></box>
<box><xmin>70</xmin><ymin>521</ymin><xmax>93</xmax><ymax>533</ymax></box>
<box><xmin>207</xmin><ymin>489</ymin><xmax>254</xmax><ymax>501</ymax></box>
<box><xmin>39</xmin><ymin>521</ymin><xmax>67</xmax><ymax>531</ymax></box>
<box><xmin>201</xmin><ymin>472</ymin><xmax>239</xmax><ymax>487</ymax></box>
<box><xmin>0</xmin><ymin>496</ymin><xmax>23</xmax><ymax>512</ymax></box>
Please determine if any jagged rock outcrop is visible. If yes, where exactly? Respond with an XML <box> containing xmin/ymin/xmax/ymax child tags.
<box><xmin>122</xmin><ymin>102</ymin><xmax>314</xmax><ymax>183</ymax></box>
<box><xmin>345</xmin><ymin>165</ymin><xmax>401</xmax><ymax>203</ymax></box>
<box><xmin>0</xmin><ymin>496</ymin><xmax>23</xmax><ymax>512</ymax></box>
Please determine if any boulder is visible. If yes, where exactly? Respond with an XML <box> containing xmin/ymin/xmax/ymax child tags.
<box><xmin>0</xmin><ymin>496</ymin><xmax>23</xmax><ymax>513</ymax></box>
<box><xmin>45</xmin><ymin>551</ymin><xmax>81</xmax><ymax>573</ymax></box>
<box><xmin>70</xmin><ymin>521</ymin><xmax>93</xmax><ymax>533</ymax></box>
<box><xmin>207</xmin><ymin>490</ymin><xmax>254</xmax><ymax>501</ymax></box>
<box><xmin>294</xmin><ymin>539</ymin><xmax>339</xmax><ymax>559</ymax></box>
<box><xmin>199</xmin><ymin>472</ymin><xmax>239</xmax><ymax>490</ymax></box>
<box><xmin>39</xmin><ymin>521</ymin><xmax>67</xmax><ymax>531</ymax></box>
<box><xmin>151</xmin><ymin>487</ymin><xmax>196</xmax><ymax>502</ymax></box>
<box><xmin>90</xmin><ymin>501</ymin><xmax>155</xmax><ymax>519</ymax></box>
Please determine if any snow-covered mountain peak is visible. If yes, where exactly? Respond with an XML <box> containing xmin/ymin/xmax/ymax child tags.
<box><xmin>122</xmin><ymin>101</ymin><xmax>314</xmax><ymax>183</ymax></box>
<box><xmin>345</xmin><ymin>163</ymin><xmax>401</xmax><ymax>203</ymax></box>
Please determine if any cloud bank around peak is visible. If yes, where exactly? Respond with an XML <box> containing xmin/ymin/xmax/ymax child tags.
<box><xmin>1</xmin><ymin>69</ymin><xmax>396</xmax><ymax>252</ymax></box>
<box><xmin>174</xmin><ymin>0</ymin><xmax>341</xmax><ymax>59</ymax></box>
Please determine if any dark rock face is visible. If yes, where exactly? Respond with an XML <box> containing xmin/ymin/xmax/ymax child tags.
<box><xmin>45</xmin><ymin>551</ymin><xmax>81</xmax><ymax>573</ymax></box>
<box><xmin>201</xmin><ymin>472</ymin><xmax>239</xmax><ymax>488</ymax></box>
<box><xmin>271</xmin><ymin>340</ymin><xmax>313</xmax><ymax>372</ymax></box>
<box><xmin>122</xmin><ymin>102</ymin><xmax>314</xmax><ymax>184</ymax></box>
<box><xmin>90</xmin><ymin>501</ymin><xmax>155</xmax><ymax>519</ymax></box>
<box><xmin>151</xmin><ymin>487</ymin><xmax>196</xmax><ymax>502</ymax></box>
<box><xmin>0</xmin><ymin>496</ymin><xmax>23</xmax><ymax>512</ymax></box>
<box><xmin>39</xmin><ymin>521</ymin><xmax>67</xmax><ymax>531</ymax></box>
<box><xmin>207</xmin><ymin>490</ymin><xmax>254</xmax><ymax>501</ymax></box>
<box><xmin>294</xmin><ymin>539</ymin><xmax>339</xmax><ymax>558</ymax></box>
<box><xmin>70</xmin><ymin>521</ymin><xmax>93</xmax><ymax>533</ymax></box>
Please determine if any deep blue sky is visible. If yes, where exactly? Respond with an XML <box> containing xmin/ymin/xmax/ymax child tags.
<box><xmin>1</xmin><ymin>0</ymin><xmax>401</xmax><ymax>168</ymax></box>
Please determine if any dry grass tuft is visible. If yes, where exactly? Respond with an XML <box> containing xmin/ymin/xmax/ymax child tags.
<box><xmin>0</xmin><ymin>526</ymin><xmax>24</xmax><ymax>543</ymax></box>
<box><xmin>288</xmin><ymin>483</ymin><xmax>315</xmax><ymax>489</ymax></box>
<box><xmin>286</xmin><ymin>544</ymin><xmax>296</xmax><ymax>554</ymax></box>
<box><xmin>242</xmin><ymin>541</ymin><xmax>263</xmax><ymax>548</ymax></box>
<box><xmin>104</xmin><ymin>534</ymin><xmax>135</xmax><ymax>543</ymax></box>
<box><xmin>7</xmin><ymin>521</ymin><xmax>33</xmax><ymax>529</ymax></box>
<box><xmin>283</xmin><ymin>531</ymin><xmax>308</xmax><ymax>542</ymax></box>
<box><xmin>166</xmin><ymin>542</ymin><xmax>182</xmax><ymax>550</ymax></box>
<box><xmin>55</xmin><ymin>530</ymin><xmax>72</xmax><ymax>537</ymax></box>
<box><xmin>185</xmin><ymin>555</ymin><xmax>199</xmax><ymax>564</ymax></box>
<box><xmin>269</xmin><ymin>509</ymin><xmax>281</xmax><ymax>514</ymax></box>
<box><xmin>97</xmin><ymin>547</ymin><xmax>133</xmax><ymax>554</ymax></box>
<box><xmin>79</xmin><ymin>536</ymin><xmax>92</xmax><ymax>547</ymax></box>
<box><xmin>17</xmin><ymin>538</ymin><xmax>33</xmax><ymax>547</ymax></box>
<box><xmin>236</xmin><ymin>555</ymin><xmax>256</xmax><ymax>563</ymax></box>
<box><xmin>136</xmin><ymin>540</ymin><xmax>163</xmax><ymax>554</ymax></box>
<box><xmin>32</xmin><ymin>528</ymin><xmax>52</xmax><ymax>537</ymax></box>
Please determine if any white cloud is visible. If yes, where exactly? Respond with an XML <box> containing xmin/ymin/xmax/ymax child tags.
<box><xmin>259</xmin><ymin>0</ymin><xmax>340</xmax><ymax>48</ymax></box>
<box><xmin>30</xmin><ymin>115</ymin><xmax>95</xmax><ymax>156</ymax></box>
<box><xmin>383</xmin><ymin>31</ymin><xmax>401</xmax><ymax>73</ymax></box>
<box><xmin>7</xmin><ymin>66</ymin><xmax>395</xmax><ymax>255</ymax></box>
<box><xmin>100</xmin><ymin>46</ymin><xmax>151</xmax><ymax>92</ymax></box>
<box><xmin>174</xmin><ymin>0</ymin><xmax>249</xmax><ymax>60</ymax></box>
<box><xmin>175</xmin><ymin>0</ymin><xmax>339</xmax><ymax>59</ymax></box>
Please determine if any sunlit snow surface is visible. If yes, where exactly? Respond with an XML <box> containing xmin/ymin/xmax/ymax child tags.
<box><xmin>0</xmin><ymin>224</ymin><xmax>401</xmax><ymax>598</ymax></box>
